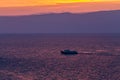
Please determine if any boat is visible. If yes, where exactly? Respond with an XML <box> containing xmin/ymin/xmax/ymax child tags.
<box><xmin>61</xmin><ymin>50</ymin><xmax>78</xmax><ymax>55</ymax></box>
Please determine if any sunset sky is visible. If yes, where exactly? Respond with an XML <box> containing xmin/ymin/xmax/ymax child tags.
<box><xmin>0</xmin><ymin>0</ymin><xmax>120</xmax><ymax>15</ymax></box>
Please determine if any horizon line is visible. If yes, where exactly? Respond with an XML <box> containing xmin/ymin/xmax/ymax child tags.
<box><xmin>0</xmin><ymin>9</ymin><xmax>120</xmax><ymax>17</ymax></box>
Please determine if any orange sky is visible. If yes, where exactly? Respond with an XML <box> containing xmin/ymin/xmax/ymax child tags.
<box><xmin>0</xmin><ymin>0</ymin><xmax>120</xmax><ymax>16</ymax></box>
<box><xmin>0</xmin><ymin>0</ymin><xmax>119</xmax><ymax>7</ymax></box>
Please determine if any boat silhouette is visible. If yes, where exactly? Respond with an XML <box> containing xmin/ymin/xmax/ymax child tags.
<box><xmin>61</xmin><ymin>50</ymin><xmax>78</xmax><ymax>55</ymax></box>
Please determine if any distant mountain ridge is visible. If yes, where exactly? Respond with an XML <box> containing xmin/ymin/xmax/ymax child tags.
<box><xmin>0</xmin><ymin>10</ymin><xmax>120</xmax><ymax>33</ymax></box>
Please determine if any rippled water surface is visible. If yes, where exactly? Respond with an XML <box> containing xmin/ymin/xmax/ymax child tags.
<box><xmin>0</xmin><ymin>34</ymin><xmax>120</xmax><ymax>80</ymax></box>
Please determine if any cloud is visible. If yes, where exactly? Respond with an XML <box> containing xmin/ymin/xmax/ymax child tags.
<box><xmin>0</xmin><ymin>2</ymin><xmax>120</xmax><ymax>16</ymax></box>
<box><xmin>0</xmin><ymin>0</ymin><xmax>119</xmax><ymax>7</ymax></box>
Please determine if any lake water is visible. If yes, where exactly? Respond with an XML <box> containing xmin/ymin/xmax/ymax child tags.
<box><xmin>0</xmin><ymin>34</ymin><xmax>120</xmax><ymax>80</ymax></box>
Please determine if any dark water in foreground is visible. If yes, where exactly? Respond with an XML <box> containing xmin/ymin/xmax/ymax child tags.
<box><xmin>0</xmin><ymin>34</ymin><xmax>120</xmax><ymax>80</ymax></box>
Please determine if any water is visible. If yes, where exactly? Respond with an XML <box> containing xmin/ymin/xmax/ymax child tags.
<box><xmin>0</xmin><ymin>34</ymin><xmax>120</xmax><ymax>80</ymax></box>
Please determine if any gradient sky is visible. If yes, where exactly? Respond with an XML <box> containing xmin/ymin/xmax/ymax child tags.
<box><xmin>0</xmin><ymin>0</ymin><xmax>120</xmax><ymax>15</ymax></box>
